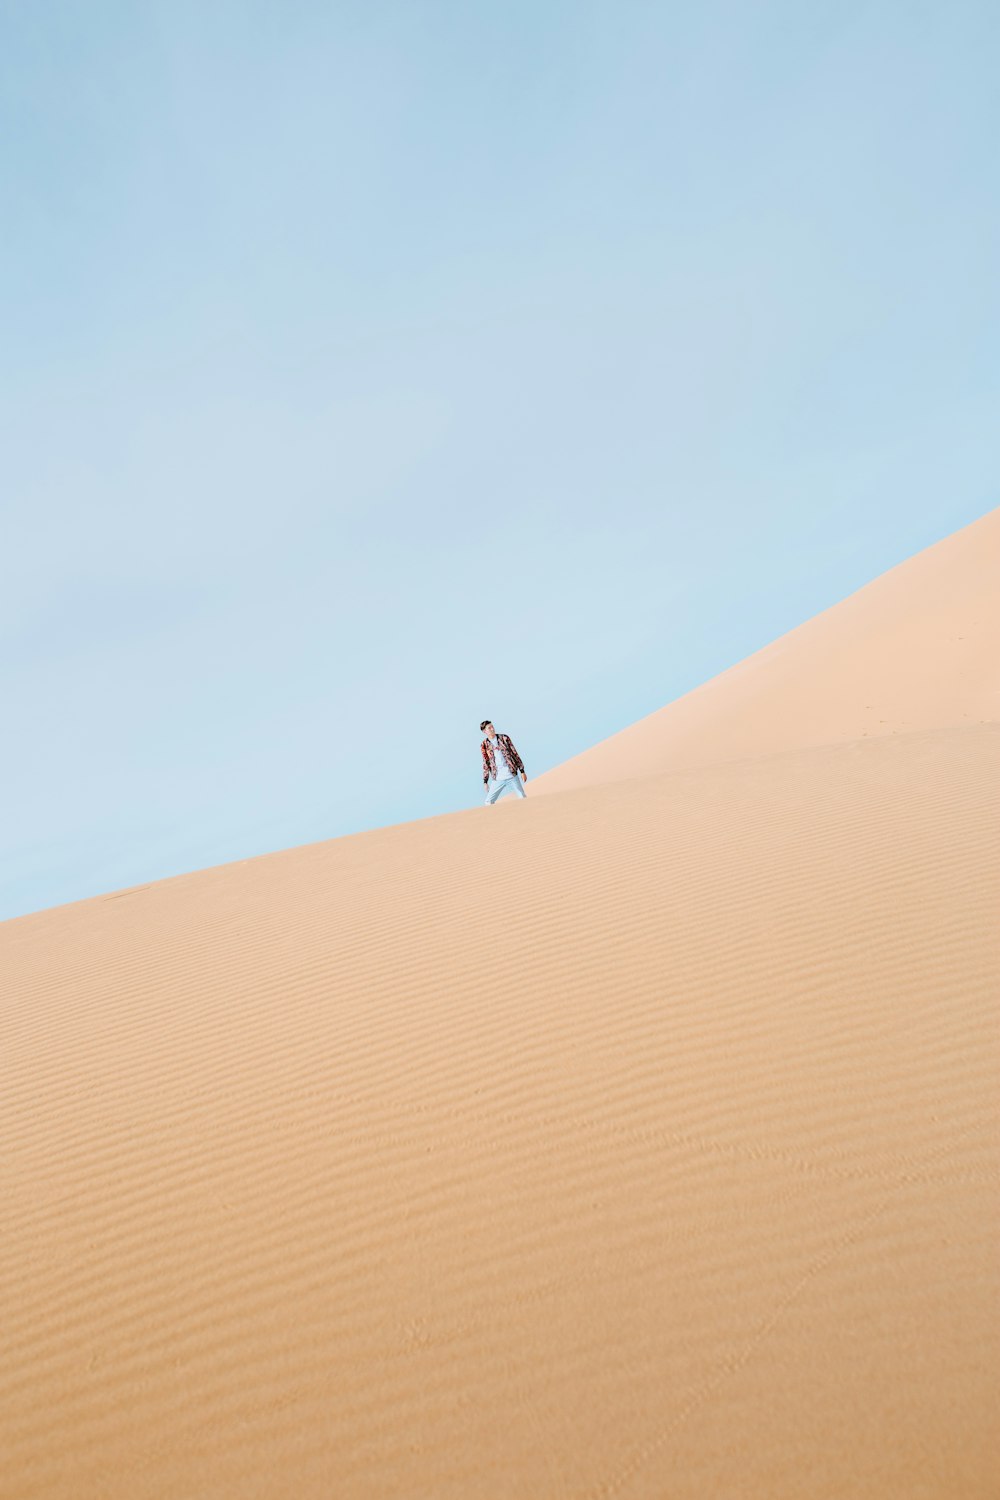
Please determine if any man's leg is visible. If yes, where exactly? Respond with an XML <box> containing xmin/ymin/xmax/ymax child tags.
<box><xmin>490</xmin><ymin>776</ymin><xmax>526</xmax><ymax>804</ymax></box>
<box><xmin>484</xmin><ymin>778</ymin><xmax>506</xmax><ymax>805</ymax></box>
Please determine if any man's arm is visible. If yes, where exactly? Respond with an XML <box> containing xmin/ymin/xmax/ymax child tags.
<box><xmin>508</xmin><ymin>737</ymin><xmax>527</xmax><ymax>778</ymax></box>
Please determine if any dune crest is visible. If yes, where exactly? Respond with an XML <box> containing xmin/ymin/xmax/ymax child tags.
<box><xmin>531</xmin><ymin>506</ymin><xmax>999</xmax><ymax>795</ymax></box>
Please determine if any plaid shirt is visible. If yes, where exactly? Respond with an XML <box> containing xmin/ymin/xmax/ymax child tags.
<box><xmin>481</xmin><ymin>732</ymin><xmax>525</xmax><ymax>786</ymax></box>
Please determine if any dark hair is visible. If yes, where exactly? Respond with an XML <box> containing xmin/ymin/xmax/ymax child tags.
<box><xmin>480</xmin><ymin>719</ymin><xmax>492</xmax><ymax>732</ymax></box>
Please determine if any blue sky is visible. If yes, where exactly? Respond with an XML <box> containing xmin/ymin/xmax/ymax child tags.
<box><xmin>2</xmin><ymin>0</ymin><xmax>997</xmax><ymax>921</ymax></box>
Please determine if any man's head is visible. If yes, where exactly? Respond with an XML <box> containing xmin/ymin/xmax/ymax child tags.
<box><xmin>480</xmin><ymin>720</ymin><xmax>495</xmax><ymax>738</ymax></box>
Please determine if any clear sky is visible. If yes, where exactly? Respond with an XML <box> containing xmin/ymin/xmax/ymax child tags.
<box><xmin>2</xmin><ymin>1</ymin><xmax>997</xmax><ymax>922</ymax></box>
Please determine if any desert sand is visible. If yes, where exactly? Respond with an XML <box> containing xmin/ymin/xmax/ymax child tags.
<box><xmin>2</xmin><ymin>511</ymin><xmax>998</xmax><ymax>1498</ymax></box>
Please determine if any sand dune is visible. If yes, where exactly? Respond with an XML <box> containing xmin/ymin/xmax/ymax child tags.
<box><xmin>4</xmin><ymin>513</ymin><xmax>999</xmax><ymax>1496</ymax></box>
<box><xmin>3</xmin><ymin>716</ymin><xmax>998</xmax><ymax>1497</ymax></box>
<box><xmin>530</xmin><ymin>506</ymin><xmax>1000</xmax><ymax>796</ymax></box>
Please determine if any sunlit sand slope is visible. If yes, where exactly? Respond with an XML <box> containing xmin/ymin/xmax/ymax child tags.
<box><xmin>530</xmin><ymin>506</ymin><xmax>1000</xmax><ymax>795</ymax></box>
<box><xmin>2</xmin><ymin>725</ymin><xmax>998</xmax><ymax>1499</ymax></box>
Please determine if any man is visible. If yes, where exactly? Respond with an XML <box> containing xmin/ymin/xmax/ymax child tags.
<box><xmin>480</xmin><ymin>719</ymin><xmax>528</xmax><ymax>805</ymax></box>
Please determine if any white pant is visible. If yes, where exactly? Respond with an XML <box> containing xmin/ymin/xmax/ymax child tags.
<box><xmin>484</xmin><ymin>774</ymin><xmax>526</xmax><ymax>805</ymax></box>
